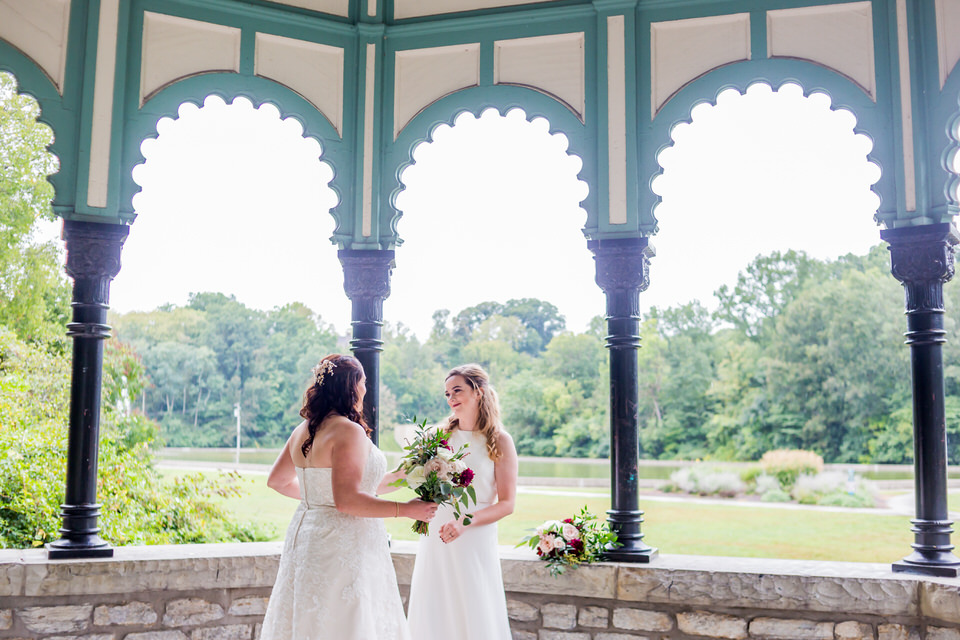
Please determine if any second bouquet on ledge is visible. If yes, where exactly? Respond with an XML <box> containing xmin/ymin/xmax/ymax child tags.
<box><xmin>391</xmin><ymin>417</ymin><xmax>477</xmax><ymax>535</ymax></box>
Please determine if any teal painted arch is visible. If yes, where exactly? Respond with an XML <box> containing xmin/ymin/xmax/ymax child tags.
<box><xmin>934</xmin><ymin>67</ymin><xmax>960</xmax><ymax>221</ymax></box>
<box><xmin>640</xmin><ymin>58</ymin><xmax>893</xmax><ymax>235</ymax></box>
<box><xmin>383</xmin><ymin>84</ymin><xmax>596</xmax><ymax>248</ymax></box>
<box><xmin>0</xmin><ymin>41</ymin><xmax>82</xmax><ymax>216</ymax></box>
<box><xmin>119</xmin><ymin>73</ymin><xmax>352</xmax><ymax>235</ymax></box>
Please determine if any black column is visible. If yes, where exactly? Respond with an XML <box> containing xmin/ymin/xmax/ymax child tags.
<box><xmin>589</xmin><ymin>237</ymin><xmax>658</xmax><ymax>562</ymax></box>
<box><xmin>883</xmin><ymin>223</ymin><xmax>960</xmax><ymax>578</ymax></box>
<box><xmin>339</xmin><ymin>249</ymin><xmax>395</xmax><ymax>446</ymax></box>
<box><xmin>47</xmin><ymin>220</ymin><xmax>128</xmax><ymax>559</ymax></box>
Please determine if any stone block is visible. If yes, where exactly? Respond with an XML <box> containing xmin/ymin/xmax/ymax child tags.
<box><xmin>190</xmin><ymin>624</ymin><xmax>251</xmax><ymax>640</ymax></box>
<box><xmin>676</xmin><ymin>611</ymin><xmax>746</xmax><ymax>639</ymax></box>
<box><xmin>507</xmin><ymin>600</ymin><xmax>539</xmax><ymax>622</ymax></box>
<box><xmin>163</xmin><ymin>600</ymin><xmax>224</xmax><ymax>627</ymax></box>
<box><xmin>0</xmin><ymin>555</ymin><xmax>24</xmax><ymax>598</ymax></box>
<box><xmin>502</xmin><ymin>558</ymin><xmax>617</xmax><ymax>599</ymax></box>
<box><xmin>19</xmin><ymin>544</ymin><xmax>282</xmax><ymax>597</ymax></box>
<box><xmin>748</xmin><ymin>617</ymin><xmax>833</xmax><ymax>639</ymax></box>
<box><xmin>538</xmin><ymin>632</ymin><xmax>589</xmax><ymax>640</ymax></box>
<box><xmin>511</xmin><ymin>631</ymin><xmax>536</xmax><ymax>640</ymax></box>
<box><xmin>227</xmin><ymin>598</ymin><xmax>269</xmax><ymax>617</ymax></box>
<box><xmin>877</xmin><ymin>624</ymin><xmax>920</xmax><ymax>640</ymax></box>
<box><xmin>0</xmin><ymin>609</ymin><xmax>11</xmax><ymax>630</ymax></box>
<box><xmin>923</xmin><ymin>583</ymin><xmax>960</xmax><ymax>625</ymax></box>
<box><xmin>612</xmin><ymin>608</ymin><xmax>672</xmax><ymax>632</ymax></box>
<box><xmin>541</xmin><ymin>603</ymin><xmax>577</xmax><ymax>630</ymax></box>
<box><xmin>595</xmin><ymin>635</ymin><xmax>651</xmax><ymax>640</ymax></box>
<box><xmin>253</xmin><ymin>623</ymin><xmax>261</xmax><ymax>640</ymax></box>
<box><xmin>18</xmin><ymin>604</ymin><xmax>92</xmax><ymax>634</ymax></box>
<box><xmin>45</xmin><ymin>635</ymin><xmax>115</xmax><ymax>640</ymax></box>
<box><xmin>578</xmin><ymin>605</ymin><xmax>608</xmax><ymax>628</ymax></box>
<box><xmin>928</xmin><ymin>628</ymin><xmax>960</xmax><ymax>640</ymax></box>
<box><xmin>835</xmin><ymin>621</ymin><xmax>875</xmax><ymax>639</ymax></box>
<box><xmin>617</xmin><ymin>565</ymin><xmax>917</xmax><ymax>617</ymax></box>
<box><xmin>94</xmin><ymin>602</ymin><xmax>158</xmax><ymax>626</ymax></box>
<box><xmin>125</xmin><ymin>632</ymin><xmax>190</xmax><ymax>640</ymax></box>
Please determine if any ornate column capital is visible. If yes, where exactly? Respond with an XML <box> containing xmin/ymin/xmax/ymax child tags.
<box><xmin>588</xmin><ymin>238</ymin><xmax>655</xmax><ymax>318</ymax></box>
<box><xmin>339</xmin><ymin>249</ymin><xmax>395</xmax><ymax>322</ymax></box>
<box><xmin>881</xmin><ymin>223</ymin><xmax>958</xmax><ymax>314</ymax></box>
<box><xmin>62</xmin><ymin>221</ymin><xmax>129</xmax><ymax>340</ymax></box>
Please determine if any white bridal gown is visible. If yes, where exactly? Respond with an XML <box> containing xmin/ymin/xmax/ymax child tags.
<box><xmin>407</xmin><ymin>428</ymin><xmax>512</xmax><ymax>640</ymax></box>
<box><xmin>260</xmin><ymin>445</ymin><xmax>410</xmax><ymax>640</ymax></box>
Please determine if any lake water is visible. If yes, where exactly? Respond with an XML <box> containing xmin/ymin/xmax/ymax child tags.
<box><xmin>157</xmin><ymin>448</ymin><xmax>947</xmax><ymax>482</ymax></box>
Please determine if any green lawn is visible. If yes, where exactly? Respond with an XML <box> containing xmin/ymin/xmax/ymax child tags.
<box><xmin>160</xmin><ymin>469</ymin><xmax>913</xmax><ymax>563</ymax></box>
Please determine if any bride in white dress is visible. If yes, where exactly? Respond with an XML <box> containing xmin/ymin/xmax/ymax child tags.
<box><xmin>407</xmin><ymin>364</ymin><xmax>519</xmax><ymax>640</ymax></box>
<box><xmin>260</xmin><ymin>354</ymin><xmax>437</xmax><ymax>640</ymax></box>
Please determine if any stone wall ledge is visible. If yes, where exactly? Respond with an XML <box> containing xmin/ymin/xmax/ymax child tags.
<box><xmin>3</xmin><ymin>542</ymin><xmax>960</xmax><ymax>625</ymax></box>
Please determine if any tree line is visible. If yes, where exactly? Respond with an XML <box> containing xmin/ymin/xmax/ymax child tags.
<box><xmin>111</xmin><ymin>244</ymin><xmax>960</xmax><ymax>465</ymax></box>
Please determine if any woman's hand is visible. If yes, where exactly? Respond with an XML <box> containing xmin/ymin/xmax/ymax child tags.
<box><xmin>403</xmin><ymin>499</ymin><xmax>438</xmax><ymax>522</ymax></box>
<box><xmin>439</xmin><ymin>519</ymin><xmax>465</xmax><ymax>544</ymax></box>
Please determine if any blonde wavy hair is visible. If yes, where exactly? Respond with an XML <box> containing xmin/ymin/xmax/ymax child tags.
<box><xmin>443</xmin><ymin>363</ymin><xmax>503</xmax><ymax>461</ymax></box>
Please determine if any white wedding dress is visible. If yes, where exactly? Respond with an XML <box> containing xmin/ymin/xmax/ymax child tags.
<box><xmin>260</xmin><ymin>445</ymin><xmax>410</xmax><ymax>640</ymax></box>
<box><xmin>407</xmin><ymin>429</ymin><xmax>511</xmax><ymax>640</ymax></box>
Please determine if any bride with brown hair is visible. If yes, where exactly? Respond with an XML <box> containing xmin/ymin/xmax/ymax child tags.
<box><xmin>260</xmin><ymin>354</ymin><xmax>437</xmax><ymax>640</ymax></box>
<box><xmin>407</xmin><ymin>363</ymin><xmax>519</xmax><ymax>640</ymax></box>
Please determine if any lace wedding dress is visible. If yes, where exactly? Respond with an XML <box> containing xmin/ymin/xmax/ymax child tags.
<box><xmin>407</xmin><ymin>428</ymin><xmax>511</xmax><ymax>640</ymax></box>
<box><xmin>260</xmin><ymin>445</ymin><xmax>410</xmax><ymax>640</ymax></box>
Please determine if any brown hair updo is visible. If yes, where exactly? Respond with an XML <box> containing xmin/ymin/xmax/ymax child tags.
<box><xmin>299</xmin><ymin>354</ymin><xmax>368</xmax><ymax>457</ymax></box>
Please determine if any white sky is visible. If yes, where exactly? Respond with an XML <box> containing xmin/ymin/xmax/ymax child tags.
<box><xmin>97</xmin><ymin>82</ymin><xmax>882</xmax><ymax>340</ymax></box>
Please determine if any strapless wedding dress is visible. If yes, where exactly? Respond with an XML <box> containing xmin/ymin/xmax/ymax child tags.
<box><xmin>260</xmin><ymin>445</ymin><xmax>410</xmax><ymax>640</ymax></box>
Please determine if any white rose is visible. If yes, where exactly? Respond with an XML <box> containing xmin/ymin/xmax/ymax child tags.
<box><xmin>562</xmin><ymin>523</ymin><xmax>579</xmax><ymax>540</ymax></box>
<box><xmin>452</xmin><ymin>458</ymin><xmax>467</xmax><ymax>474</ymax></box>
<box><xmin>553</xmin><ymin>537</ymin><xmax>566</xmax><ymax>551</ymax></box>
<box><xmin>406</xmin><ymin>465</ymin><xmax>426</xmax><ymax>489</ymax></box>
<box><xmin>436</xmin><ymin>447</ymin><xmax>454</xmax><ymax>461</ymax></box>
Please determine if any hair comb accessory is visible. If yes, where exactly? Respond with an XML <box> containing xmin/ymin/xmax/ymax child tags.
<box><xmin>313</xmin><ymin>359</ymin><xmax>337</xmax><ymax>387</ymax></box>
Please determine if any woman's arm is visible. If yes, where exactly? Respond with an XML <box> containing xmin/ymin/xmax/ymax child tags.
<box><xmin>266</xmin><ymin>433</ymin><xmax>301</xmax><ymax>500</ymax></box>
<box><xmin>377</xmin><ymin>469</ymin><xmax>405</xmax><ymax>495</ymax></box>
<box><xmin>332</xmin><ymin>421</ymin><xmax>437</xmax><ymax>522</ymax></box>
<box><xmin>441</xmin><ymin>431</ymin><xmax>518</xmax><ymax>535</ymax></box>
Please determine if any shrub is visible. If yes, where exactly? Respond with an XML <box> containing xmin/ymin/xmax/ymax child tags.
<box><xmin>753</xmin><ymin>474</ymin><xmax>782</xmax><ymax>496</ymax></box>
<box><xmin>760</xmin><ymin>489</ymin><xmax>792</xmax><ymax>502</ymax></box>
<box><xmin>760</xmin><ymin>449</ymin><xmax>824</xmax><ymax>489</ymax></box>
<box><xmin>660</xmin><ymin>465</ymin><xmax>744</xmax><ymax>497</ymax></box>
<box><xmin>0</xmin><ymin>328</ymin><xmax>269</xmax><ymax>548</ymax></box>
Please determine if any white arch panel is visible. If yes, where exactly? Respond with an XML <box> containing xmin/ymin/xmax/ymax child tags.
<box><xmin>394</xmin><ymin>0</ymin><xmax>550</xmax><ymax>20</ymax></box>
<box><xmin>0</xmin><ymin>0</ymin><xmax>71</xmax><ymax>93</ymax></box>
<box><xmin>651</xmin><ymin>14</ymin><xmax>751</xmax><ymax>117</ymax></box>
<box><xmin>768</xmin><ymin>2</ymin><xmax>875</xmax><ymax>100</ymax></box>
<box><xmin>937</xmin><ymin>0</ymin><xmax>960</xmax><ymax>89</ymax></box>
<box><xmin>255</xmin><ymin>34</ymin><xmax>344</xmax><ymax>136</ymax></box>
<box><xmin>140</xmin><ymin>12</ymin><xmax>241</xmax><ymax>105</ymax></box>
<box><xmin>494</xmin><ymin>32</ymin><xmax>585</xmax><ymax>119</ymax></box>
<box><xmin>266</xmin><ymin>0</ymin><xmax>349</xmax><ymax>17</ymax></box>
<box><xmin>394</xmin><ymin>43</ymin><xmax>480</xmax><ymax>138</ymax></box>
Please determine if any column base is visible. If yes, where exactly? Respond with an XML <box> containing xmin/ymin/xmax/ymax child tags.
<box><xmin>892</xmin><ymin>552</ymin><xmax>960</xmax><ymax>578</ymax></box>
<box><xmin>602</xmin><ymin>545</ymin><xmax>659</xmax><ymax>563</ymax></box>
<box><xmin>47</xmin><ymin>539</ymin><xmax>114</xmax><ymax>560</ymax></box>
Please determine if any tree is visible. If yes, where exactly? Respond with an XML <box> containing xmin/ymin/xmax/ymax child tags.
<box><xmin>715</xmin><ymin>249</ymin><xmax>825</xmax><ymax>338</ymax></box>
<box><xmin>0</xmin><ymin>72</ymin><xmax>70</xmax><ymax>348</ymax></box>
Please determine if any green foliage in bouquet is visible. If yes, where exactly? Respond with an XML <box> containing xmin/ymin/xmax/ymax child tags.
<box><xmin>391</xmin><ymin>417</ymin><xmax>477</xmax><ymax>534</ymax></box>
<box><xmin>516</xmin><ymin>505</ymin><xmax>620</xmax><ymax>576</ymax></box>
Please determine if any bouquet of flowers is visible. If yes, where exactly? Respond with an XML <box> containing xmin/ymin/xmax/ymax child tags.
<box><xmin>391</xmin><ymin>417</ymin><xmax>477</xmax><ymax>535</ymax></box>
<box><xmin>516</xmin><ymin>506</ymin><xmax>620</xmax><ymax>576</ymax></box>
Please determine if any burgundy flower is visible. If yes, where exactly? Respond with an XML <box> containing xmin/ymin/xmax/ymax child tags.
<box><xmin>570</xmin><ymin>538</ymin><xmax>585</xmax><ymax>553</ymax></box>
<box><xmin>440</xmin><ymin>439</ymin><xmax>452</xmax><ymax>450</ymax></box>
<box><xmin>457</xmin><ymin>468</ymin><xmax>474</xmax><ymax>487</ymax></box>
<box><xmin>563</xmin><ymin>518</ymin><xmax>574</xmax><ymax>524</ymax></box>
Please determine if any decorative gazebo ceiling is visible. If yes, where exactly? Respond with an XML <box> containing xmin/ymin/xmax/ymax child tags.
<box><xmin>0</xmin><ymin>0</ymin><xmax>958</xmax><ymax>247</ymax></box>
